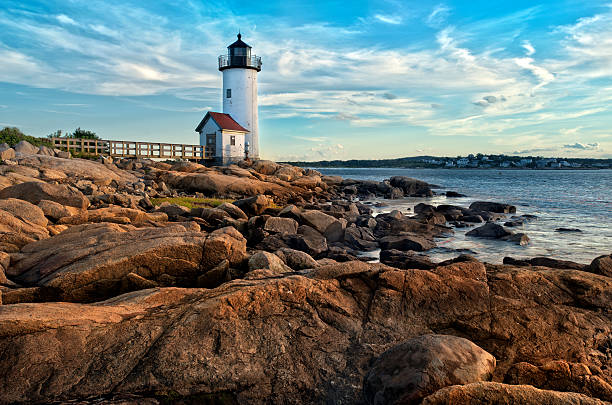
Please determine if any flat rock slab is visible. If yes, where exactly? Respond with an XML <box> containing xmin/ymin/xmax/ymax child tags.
<box><xmin>7</xmin><ymin>223</ymin><xmax>207</xmax><ymax>302</ymax></box>
<box><xmin>16</xmin><ymin>154</ymin><xmax>136</xmax><ymax>182</ymax></box>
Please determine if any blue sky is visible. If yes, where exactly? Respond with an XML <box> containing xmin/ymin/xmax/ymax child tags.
<box><xmin>1</xmin><ymin>0</ymin><xmax>611</xmax><ymax>160</ymax></box>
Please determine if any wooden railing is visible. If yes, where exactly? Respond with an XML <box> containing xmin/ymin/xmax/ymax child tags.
<box><xmin>50</xmin><ymin>138</ymin><xmax>214</xmax><ymax>160</ymax></box>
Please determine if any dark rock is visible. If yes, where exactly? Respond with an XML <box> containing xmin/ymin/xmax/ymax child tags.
<box><xmin>466</xmin><ymin>223</ymin><xmax>512</xmax><ymax>239</ymax></box>
<box><xmin>437</xmin><ymin>254</ymin><xmax>479</xmax><ymax>266</ymax></box>
<box><xmin>379</xmin><ymin>234</ymin><xmax>436</xmax><ymax>251</ymax></box>
<box><xmin>197</xmin><ymin>259</ymin><xmax>232</xmax><ymax>288</ymax></box>
<box><xmin>379</xmin><ymin>249</ymin><xmax>436</xmax><ymax>270</ymax></box>
<box><xmin>445</xmin><ymin>191</ymin><xmax>465</xmax><ymax>197</ymax></box>
<box><xmin>156</xmin><ymin>203</ymin><xmax>191</xmax><ymax>220</ymax></box>
<box><xmin>469</xmin><ymin>201</ymin><xmax>516</xmax><ymax>214</ymax></box>
<box><xmin>589</xmin><ymin>254</ymin><xmax>612</xmax><ymax>278</ymax></box>
<box><xmin>389</xmin><ymin>176</ymin><xmax>433</xmax><ymax>197</ymax></box>
<box><xmin>414</xmin><ymin>203</ymin><xmax>436</xmax><ymax>215</ymax></box>
<box><xmin>461</xmin><ymin>215</ymin><xmax>484</xmax><ymax>223</ymax></box>
<box><xmin>286</xmin><ymin>225</ymin><xmax>328</xmax><ymax>257</ymax></box>
<box><xmin>502</xmin><ymin>257</ymin><xmax>531</xmax><ymax>266</ymax></box>
<box><xmin>363</xmin><ymin>334</ymin><xmax>496</xmax><ymax>405</ymax></box>
<box><xmin>279</xmin><ymin>204</ymin><xmax>302</xmax><ymax>221</ymax></box>
<box><xmin>503</xmin><ymin>256</ymin><xmax>587</xmax><ymax>270</ymax></box>
<box><xmin>325</xmin><ymin>246</ymin><xmax>361</xmax><ymax>262</ymax></box>
<box><xmin>556</xmin><ymin>227</ymin><xmax>583</xmax><ymax>233</ymax></box>
<box><xmin>504</xmin><ymin>220</ymin><xmax>524</xmax><ymax>227</ymax></box>
<box><xmin>217</xmin><ymin>202</ymin><xmax>248</xmax><ymax>220</ymax></box>
<box><xmin>343</xmin><ymin>226</ymin><xmax>378</xmax><ymax>251</ymax></box>
<box><xmin>192</xmin><ymin>207</ymin><xmax>230</xmax><ymax>225</ymax></box>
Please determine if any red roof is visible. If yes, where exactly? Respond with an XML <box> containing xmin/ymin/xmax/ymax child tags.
<box><xmin>195</xmin><ymin>112</ymin><xmax>249</xmax><ymax>133</ymax></box>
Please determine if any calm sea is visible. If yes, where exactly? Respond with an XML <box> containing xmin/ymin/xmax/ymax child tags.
<box><xmin>315</xmin><ymin>168</ymin><xmax>612</xmax><ymax>264</ymax></box>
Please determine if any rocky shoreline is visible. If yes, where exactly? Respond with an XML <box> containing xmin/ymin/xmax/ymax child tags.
<box><xmin>0</xmin><ymin>141</ymin><xmax>610</xmax><ymax>404</ymax></box>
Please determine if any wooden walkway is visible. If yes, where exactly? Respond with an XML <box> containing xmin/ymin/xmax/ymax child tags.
<box><xmin>50</xmin><ymin>138</ymin><xmax>214</xmax><ymax>161</ymax></box>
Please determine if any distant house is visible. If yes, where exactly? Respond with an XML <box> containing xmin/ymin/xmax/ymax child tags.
<box><xmin>500</xmin><ymin>161</ymin><xmax>511</xmax><ymax>168</ymax></box>
<box><xmin>445</xmin><ymin>161</ymin><xmax>455</xmax><ymax>167</ymax></box>
<box><xmin>457</xmin><ymin>158</ymin><xmax>469</xmax><ymax>167</ymax></box>
<box><xmin>195</xmin><ymin>112</ymin><xmax>249</xmax><ymax>165</ymax></box>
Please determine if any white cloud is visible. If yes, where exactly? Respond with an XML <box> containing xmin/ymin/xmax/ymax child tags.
<box><xmin>513</xmin><ymin>57</ymin><xmax>554</xmax><ymax>92</ymax></box>
<box><xmin>56</xmin><ymin>14</ymin><xmax>77</xmax><ymax>26</ymax></box>
<box><xmin>374</xmin><ymin>14</ymin><xmax>402</xmax><ymax>25</ymax></box>
<box><xmin>521</xmin><ymin>40</ymin><xmax>535</xmax><ymax>56</ymax></box>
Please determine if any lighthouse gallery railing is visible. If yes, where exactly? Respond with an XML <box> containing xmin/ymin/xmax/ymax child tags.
<box><xmin>218</xmin><ymin>55</ymin><xmax>262</xmax><ymax>70</ymax></box>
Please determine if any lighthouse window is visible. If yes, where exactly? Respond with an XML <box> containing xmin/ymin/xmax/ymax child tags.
<box><xmin>226</xmin><ymin>89</ymin><xmax>231</xmax><ymax>98</ymax></box>
<box><xmin>230</xmin><ymin>136</ymin><xmax>236</xmax><ymax>146</ymax></box>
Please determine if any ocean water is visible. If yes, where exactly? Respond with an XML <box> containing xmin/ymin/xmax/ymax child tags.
<box><xmin>315</xmin><ymin>168</ymin><xmax>612</xmax><ymax>264</ymax></box>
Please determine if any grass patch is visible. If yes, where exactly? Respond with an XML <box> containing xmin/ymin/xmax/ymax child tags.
<box><xmin>150</xmin><ymin>196</ymin><xmax>234</xmax><ymax>209</ymax></box>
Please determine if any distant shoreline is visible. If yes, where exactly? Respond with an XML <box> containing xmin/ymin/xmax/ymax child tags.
<box><xmin>284</xmin><ymin>154</ymin><xmax>612</xmax><ymax>170</ymax></box>
<box><xmin>289</xmin><ymin>165</ymin><xmax>612</xmax><ymax>171</ymax></box>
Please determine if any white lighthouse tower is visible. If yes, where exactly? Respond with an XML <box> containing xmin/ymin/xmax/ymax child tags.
<box><xmin>219</xmin><ymin>33</ymin><xmax>262</xmax><ymax>159</ymax></box>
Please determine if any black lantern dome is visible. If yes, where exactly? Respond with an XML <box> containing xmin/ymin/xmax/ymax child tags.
<box><xmin>219</xmin><ymin>33</ymin><xmax>262</xmax><ymax>72</ymax></box>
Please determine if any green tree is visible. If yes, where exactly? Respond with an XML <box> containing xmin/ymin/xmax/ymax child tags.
<box><xmin>69</xmin><ymin>127</ymin><xmax>100</xmax><ymax>140</ymax></box>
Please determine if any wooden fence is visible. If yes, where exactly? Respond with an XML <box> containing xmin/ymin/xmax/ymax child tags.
<box><xmin>50</xmin><ymin>138</ymin><xmax>214</xmax><ymax>161</ymax></box>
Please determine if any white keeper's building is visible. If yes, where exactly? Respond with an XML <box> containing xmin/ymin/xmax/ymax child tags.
<box><xmin>195</xmin><ymin>34</ymin><xmax>262</xmax><ymax>165</ymax></box>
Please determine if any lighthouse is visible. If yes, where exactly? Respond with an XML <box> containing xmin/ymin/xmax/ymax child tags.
<box><xmin>195</xmin><ymin>33</ymin><xmax>262</xmax><ymax>165</ymax></box>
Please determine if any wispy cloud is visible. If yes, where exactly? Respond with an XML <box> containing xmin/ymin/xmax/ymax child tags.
<box><xmin>373</xmin><ymin>14</ymin><xmax>402</xmax><ymax>25</ymax></box>
<box><xmin>426</xmin><ymin>4</ymin><xmax>451</xmax><ymax>27</ymax></box>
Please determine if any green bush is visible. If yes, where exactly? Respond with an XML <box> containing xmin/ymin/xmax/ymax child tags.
<box><xmin>0</xmin><ymin>127</ymin><xmax>52</xmax><ymax>147</ymax></box>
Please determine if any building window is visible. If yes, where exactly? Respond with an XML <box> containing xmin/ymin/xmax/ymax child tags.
<box><xmin>206</xmin><ymin>134</ymin><xmax>215</xmax><ymax>145</ymax></box>
<box><xmin>226</xmin><ymin>89</ymin><xmax>231</xmax><ymax>98</ymax></box>
<box><xmin>230</xmin><ymin>135</ymin><xmax>236</xmax><ymax>146</ymax></box>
